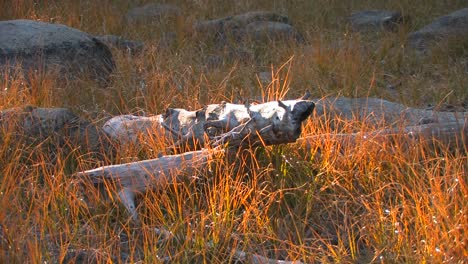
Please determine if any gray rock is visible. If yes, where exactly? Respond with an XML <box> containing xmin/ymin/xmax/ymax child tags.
<box><xmin>193</xmin><ymin>11</ymin><xmax>302</xmax><ymax>45</ymax></box>
<box><xmin>203</xmin><ymin>47</ymin><xmax>254</xmax><ymax>69</ymax></box>
<box><xmin>95</xmin><ymin>35</ymin><xmax>144</xmax><ymax>54</ymax></box>
<box><xmin>408</xmin><ymin>8</ymin><xmax>468</xmax><ymax>51</ymax></box>
<box><xmin>227</xmin><ymin>10</ymin><xmax>290</xmax><ymax>27</ymax></box>
<box><xmin>0</xmin><ymin>106</ymin><xmax>110</xmax><ymax>155</ymax></box>
<box><xmin>348</xmin><ymin>10</ymin><xmax>406</xmax><ymax>32</ymax></box>
<box><xmin>194</xmin><ymin>11</ymin><xmax>290</xmax><ymax>34</ymax></box>
<box><xmin>125</xmin><ymin>3</ymin><xmax>181</xmax><ymax>24</ymax></box>
<box><xmin>245</xmin><ymin>21</ymin><xmax>304</xmax><ymax>43</ymax></box>
<box><xmin>0</xmin><ymin>19</ymin><xmax>115</xmax><ymax>85</ymax></box>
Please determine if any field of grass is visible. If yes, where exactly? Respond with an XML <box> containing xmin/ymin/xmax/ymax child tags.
<box><xmin>0</xmin><ymin>0</ymin><xmax>467</xmax><ymax>263</ymax></box>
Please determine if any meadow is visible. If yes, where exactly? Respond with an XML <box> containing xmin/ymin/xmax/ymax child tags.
<box><xmin>0</xmin><ymin>0</ymin><xmax>467</xmax><ymax>263</ymax></box>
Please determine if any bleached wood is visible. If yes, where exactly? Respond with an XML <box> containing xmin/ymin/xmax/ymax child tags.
<box><xmin>81</xmin><ymin>97</ymin><xmax>467</xmax><ymax>221</ymax></box>
<box><xmin>102</xmin><ymin>99</ymin><xmax>315</xmax><ymax>149</ymax></box>
<box><xmin>80</xmin><ymin>98</ymin><xmax>316</xmax><ymax>220</ymax></box>
<box><xmin>102</xmin><ymin>107</ymin><xmax>204</xmax><ymax>146</ymax></box>
<box><xmin>299</xmin><ymin>120</ymin><xmax>467</xmax><ymax>151</ymax></box>
<box><xmin>102</xmin><ymin>114</ymin><xmax>164</xmax><ymax>144</ymax></box>
<box><xmin>206</xmin><ymin>100</ymin><xmax>315</xmax><ymax>147</ymax></box>
<box><xmin>76</xmin><ymin>148</ymin><xmax>222</xmax><ymax>220</ymax></box>
<box><xmin>103</xmin><ymin>97</ymin><xmax>467</xmax><ymax>149</ymax></box>
<box><xmin>313</xmin><ymin>97</ymin><xmax>467</xmax><ymax>125</ymax></box>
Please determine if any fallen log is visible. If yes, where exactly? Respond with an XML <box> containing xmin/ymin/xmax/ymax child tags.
<box><xmin>313</xmin><ymin>97</ymin><xmax>467</xmax><ymax>125</ymax></box>
<box><xmin>299</xmin><ymin>120</ymin><xmax>467</xmax><ymax>152</ymax></box>
<box><xmin>85</xmin><ymin>97</ymin><xmax>468</xmax><ymax>220</ymax></box>
<box><xmin>79</xmin><ymin>98</ymin><xmax>316</xmax><ymax>220</ymax></box>
<box><xmin>75</xmin><ymin>148</ymin><xmax>223</xmax><ymax>220</ymax></box>
<box><xmin>103</xmin><ymin>98</ymin><xmax>315</xmax><ymax>150</ymax></box>
<box><xmin>206</xmin><ymin>99</ymin><xmax>315</xmax><ymax>147</ymax></box>
<box><xmin>103</xmin><ymin>96</ymin><xmax>467</xmax><ymax>150</ymax></box>
<box><xmin>79</xmin><ymin>119</ymin><xmax>466</xmax><ymax>221</ymax></box>
<box><xmin>102</xmin><ymin>107</ymin><xmax>205</xmax><ymax>147</ymax></box>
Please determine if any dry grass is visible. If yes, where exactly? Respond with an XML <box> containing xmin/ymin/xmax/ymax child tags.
<box><xmin>0</xmin><ymin>0</ymin><xmax>467</xmax><ymax>263</ymax></box>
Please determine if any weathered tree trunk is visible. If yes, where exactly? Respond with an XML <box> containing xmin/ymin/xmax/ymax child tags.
<box><xmin>103</xmin><ymin>96</ymin><xmax>467</xmax><ymax>149</ymax></box>
<box><xmin>313</xmin><ymin>97</ymin><xmax>467</xmax><ymax>125</ymax></box>
<box><xmin>299</xmin><ymin>120</ymin><xmax>467</xmax><ymax>151</ymax></box>
<box><xmin>79</xmin><ymin>98</ymin><xmax>316</xmax><ymax>220</ymax></box>
<box><xmin>79</xmin><ymin>96</ymin><xmax>467</xmax><ymax>221</ymax></box>
<box><xmin>76</xmin><ymin>148</ymin><xmax>223</xmax><ymax>220</ymax></box>
<box><xmin>103</xmin><ymin>99</ymin><xmax>315</xmax><ymax>150</ymax></box>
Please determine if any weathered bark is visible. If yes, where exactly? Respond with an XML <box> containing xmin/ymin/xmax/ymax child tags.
<box><xmin>313</xmin><ymin>97</ymin><xmax>467</xmax><ymax>125</ymax></box>
<box><xmin>102</xmin><ymin>107</ymin><xmax>204</xmax><ymax>146</ymax></box>
<box><xmin>103</xmin><ymin>97</ymin><xmax>467</xmax><ymax>149</ymax></box>
<box><xmin>81</xmin><ymin>98</ymin><xmax>316</xmax><ymax>220</ymax></box>
<box><xmin>103</xmin><ymin>99</ymin><xmax>315</xmax><ymax>150</ymax></box>
<box><xmin>299</xmin><ymin>120</ymin><xmax>467</xmax><ymax>151</ymax></box>
<box><xmin>81</xmin><ymin>97</ymin><xmax>467</xmax><ymax>221</ymax></box>
<box><xmin>75</xmin><ymin>148</ymin><xmax>222</xmax><ymax>220</ymax></box>
<box><xmin>205</xmin><ymin>99</ymin><xmax>315</xmax><ymax>147</ymax></box>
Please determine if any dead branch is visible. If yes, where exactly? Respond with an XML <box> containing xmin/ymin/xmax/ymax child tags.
<box><xmin>75</xmin><ymin>148</ymin><xmax>223</xmax><ymax>220</ymax></box>
<box><xmin>102</xmin><ymin>114</ymin><xmax>165</xmax><ymax>144</ymax></box>
<box><xmin>102</xmin><ymin>107</ymin><xmax>206</xmax><ymax>147</ymax></box>
<box><xmin>82</xmin><ymin>97</ymin><xmax>467</xmax><ymax>222</ymax></box>
<box><xmin>78</xmin><ymin>98</ymin><xmax>315</xmax><ymax>221</ymax></box>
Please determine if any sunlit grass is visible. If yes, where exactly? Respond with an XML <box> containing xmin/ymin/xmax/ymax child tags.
<box><xmin>0</xmin><ymin>0</ymin><xmax>467</xmax><ymax>263</ymax></box>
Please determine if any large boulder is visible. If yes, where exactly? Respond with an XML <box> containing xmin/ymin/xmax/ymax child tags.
<box><xmin>408</xmin><ymin>8</ymin><xmax>468</xmax><ymax>51</ymax></box>
<box><xmin>0</xmin><ymin>19</ymin><xmax>115</xmax><ymax>84</ymax></box>
<box><xmin>348</xmin><ymin>10</ymin><xmax>406</xmax><ymax>32</ymax></box>
<box><xmin>193</xmin><ymin>11</ymin><xmax>303</xmax><ymax>45</ymax></box>
<box><xmin>125</xmin><ymin>3</ymin><xmax>181</xmax><ymax>24</ymax></box>
<box><xmin>0</xmin><ymin>106</ymin><xmax>110</xmax><ymax>155</ymax></box>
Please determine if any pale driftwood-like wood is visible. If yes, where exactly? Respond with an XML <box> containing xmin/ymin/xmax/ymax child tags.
<box><xmin>102</xmin><ymin>114</ymin><xmax>164</xmax><ymax>145</ymax></box>
<box><xmin>80</xmin><ymin>98</ymin><xmax>316</xmax><ymax>221</ymax></box>
<box><xmin>313</xmin><ymin>97</ymin><xmax>467</xmax><ymax>125</ymax></box>
<box><xmin>86</xmin><ymin>97</ymin><xmax>468</xmax><ymax>221</ymax></box>
<box><xmin>299</xmin><ymin>120</ymin><xmax>467</xmax><ymax>151</ymax></box>
<box><xmin>206</xmin><ymin>99</ymin><xmax>315</xmax><ymax>147</ymax></box>
<box><xmin>103</xmin><ymin>96</ymin><xmax>467</xmax><ymax>149</ymax></box>
<box><xmin>102</xmin><ymin>107</ymin><xmax>205</xmax><ymax>146</ymax></box>
<box><xmin>102</xmin><ymin>99</ymin><xmax>316</xmax><ymax>150</ymax></box>
<box><xmin>76</xmin><ymin>148</ymin><xmax>223</xmax><ymax>220</ymax></box>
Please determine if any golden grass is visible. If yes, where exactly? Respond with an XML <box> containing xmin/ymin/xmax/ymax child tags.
<box><xmin>0</xmin><ymin>0</ymin><xmax>467</xmax><ymax>263</ymax></box>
